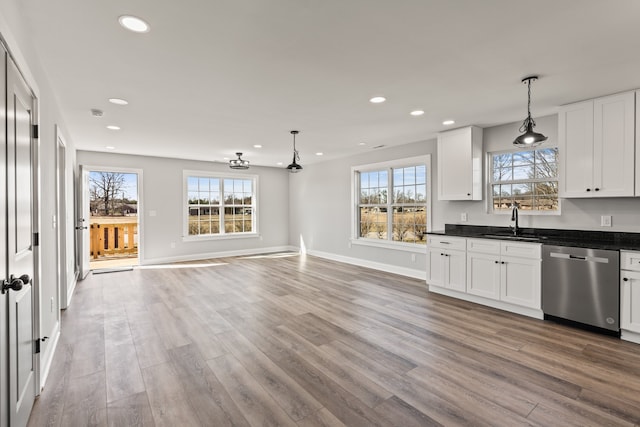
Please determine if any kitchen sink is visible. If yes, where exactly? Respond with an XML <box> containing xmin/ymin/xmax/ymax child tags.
<box><xmin>482</xmin><ymin>234</ymin><xmax>546</xmax><ymax>242</ymax></box>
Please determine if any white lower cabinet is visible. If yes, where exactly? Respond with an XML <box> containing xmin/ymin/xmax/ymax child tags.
<box><xmin>621</xmin><ymin>251</ymin><xmax>640</xmax><ymax>344</ymax></box>
<box><xmin>427</xmin><ymin>236</ymin><xmax>466</xmax><ymax>292</ymax></box>
<box><xmin>428</xmin><ymin>235</ymin><xmax>542</xmax><ymax>318</ymax></box>
<box><xmin>467</xmin><ymin>239</ymin><xmax>541</xmax><ymax>310</ymax></box>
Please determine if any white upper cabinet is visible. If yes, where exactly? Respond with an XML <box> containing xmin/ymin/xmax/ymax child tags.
<box><xmin>437</xmin><ymin>126</ymin><xmax>483</xmax><ymax>200</ymax></box>
<box><xmin>559</xmin><ymin>91</ymin><xmax>635</xmax><ymax>198</ymax></box>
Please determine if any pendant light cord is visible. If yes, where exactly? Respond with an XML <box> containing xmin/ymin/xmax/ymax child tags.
<box><xmin>519</xmin><ymin>78</ymin><xmax>536</xmax><ymax>133</ymax></box>
<box><xmin>292</xmin><ymin>132</ymin><xmax>300</xmax><ymax>162</ymax></box>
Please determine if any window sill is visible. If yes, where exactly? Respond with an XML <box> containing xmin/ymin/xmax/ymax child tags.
<box><xmin>183</xmin><ymin>232</ymin><xmax>260</xmax><ymax>243</ymax></box>
<box><xmin>350</xmin><ymin>238</ymin><xmax>426</xmax><ymax>253</ymax></box>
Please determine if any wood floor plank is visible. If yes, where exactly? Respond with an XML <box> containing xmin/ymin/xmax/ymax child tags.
<box><xmin>28</xmin><ymin>253</ymin><xmax>640</xmax><ymax>427</ymax></box>
<box><xmin>207</xmin><ymin>353</ymin><xmax>298</xmax><ymax>427</ymax></box>
<box><xmin>106</xmin><ymin>391</ymin><xmax>155</xmax><ymax>427</ymax></box>
<box><xmin>219</xmin><ymin>330</ymin><xmax>323</xmax><ymax>421</ymax></box>
<box><xmin>141</xmin><ymin>362</ymin><xmax>202</xmax><ymax>427</ymax></box>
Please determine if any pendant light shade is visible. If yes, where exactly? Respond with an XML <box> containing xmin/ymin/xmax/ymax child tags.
<box><xmin>513</xmin><ymin>76</ymin><xmax>547</xmax><ymax>147</ymax></box>
<box><xmin>286</xmin><ymin>130</ymin><xmax>303</xmax><ymax>173</ymax></box>
<box><xmin>229</xmin><ymin>152</ymin><xmax>250</xmax><ymax>170</ymax></box>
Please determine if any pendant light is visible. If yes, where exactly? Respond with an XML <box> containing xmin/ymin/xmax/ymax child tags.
<box><xmin>513</xmin><ymin>76</ymin><xmax>547</xmax><ymax>147</ymax></box>
<box><xmin>286</xmin><ymin>130</ymin><xmax>303</xmax><ymax>173</ymax></box>
<box><xmin>229</xmin><ymin>152</ymin><xmax>249</xmax><ymax>170</ymax></box>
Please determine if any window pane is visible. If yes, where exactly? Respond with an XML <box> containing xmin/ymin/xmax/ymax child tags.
<box><xmin>513</xmin><ymin>151</ymin><xmax>534</xmax><ymax>166</ymax></box>
<box><xmin>415</xmin><ymin>165</ymin><xmax>426</xmax><ymax>185</ymax></box>
<box><xmin>188</xmin><ymin>191</ymin><xmax>199</xmax><ymax>204</ymax></box>
<box><xmin>392</xmin><ymin>206</ymin><xmax>426</xmax><ymax>244</ymax></box>
<box><xmin>359</xmin><ymin>207</ymin><xmax>387</xmax><ymax>239</ymax></box>
<box><xmin>493</xmin><ymin>153</ymin><xmax>512</xmax><ymax>169</ymax></box>
<box><xmin>415</xmin><ymin>184</ymin><xmax>426</xmax><ymax>202</ymax></box>
<box><xmin>402</xmin><ymin>167</ymin><xmax>416</xmax><ymax>186</ymax></box>
<box><xmin>188</xmin><ymin>177</ymin><xmax>198</xmax><ymax>192</ymax></box>
<box><xmin>393</xmin><ymin>168</ymin><xmax>403</xmax><ymax>187</ymax></box>
<box><xmin>536</xmin><ymin>148</ymin><xmax>558</xmax><ymax>163</ymax></box>
<box><xmin>513</xmin><ymin>165</ymin><xmax>533</xmax><ymax>180</ymax></box>
<box><xmin>198</xmin><ymin>177</ymin><xmax>210</xmax><ymax>192</ymax></box>
<box><xmin>535</xmin><ymin>160</ymin><xmax>557</xmax><ymax>179</ymax></box>
<box><xmin>360</xmin><ymin>172</ymin><xmax>369</xmax><ymax>189</ymax></box>
<box><xmin>379</xmin><ymin>171</ymin><xmax>388</xmax><ymax>188</ymax></box>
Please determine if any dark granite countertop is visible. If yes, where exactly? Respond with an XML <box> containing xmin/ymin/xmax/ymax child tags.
<box><xmin>428</xmin><ymin>224</ymin><xmax>640</xmax><ymax>251</ymax></box>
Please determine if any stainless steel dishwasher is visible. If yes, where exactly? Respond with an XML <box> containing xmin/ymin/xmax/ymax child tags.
<box><xmin>542</xmin><ymin>245</ymin><xmax>619</xmax><ymax>333</ymax></box>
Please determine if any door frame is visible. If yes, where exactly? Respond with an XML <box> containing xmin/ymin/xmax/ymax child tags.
<box><xmin>78</xmin><ymin>165</ymin><xmax>144</xmax><ymax>270</ymax></box>
<box><xmin>55</xmin><ymin>126</ymin><xmax>75</xmax><ymax>309</ymax></box>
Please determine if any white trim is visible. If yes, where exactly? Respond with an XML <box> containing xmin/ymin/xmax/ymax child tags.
<box><xmin>350</xmin><ymin>238</ymin><xmax>426</xmax><ymax>253</ymax></box>
<box><xmin>140</xmin><ymin>245</ymin><xmax>296</xmax><ymax>266</ymax></box>
<box><xmin>350</xmin><ymin>154</ymin><xmax>432</xmax><ymax>248</ymax></box>
<box><xmin>621</xmin><ymin>329</ymin><xmax>640</xmax><ymax>345</ymax></box>
<box><xmin>307</xmin><ymin>249</ymin><xmax>426</xmax><ymax>280</ymax></box>
<box><xmin>428</xmin><ymin>285</ymin><xmax>544</xmax><ymax>319</ymax></box>
<box><xmin>38</xmin><ymin>322</ymin><xmax>60</xmax><ymax>391</ymax></box>
<box><xmin>183</xmin><ymin>169</ymin><xmax>258</xmax><ymax>239</ymax></box>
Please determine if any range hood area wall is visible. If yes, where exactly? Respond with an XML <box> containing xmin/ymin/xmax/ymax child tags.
<box><xmin>431</xmin><ymin>114</ymin><xmax>640</xmax><ymax>233</ymax></box>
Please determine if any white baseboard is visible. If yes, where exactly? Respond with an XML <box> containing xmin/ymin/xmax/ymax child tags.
<box><xmin>38</xmin><ymin>322</ymin><xmax>61</xmax><ymax>392</ymax></box>
<box><xmin>305</xmin><ymin>249</ymin><xmax>426</xmax><ymax>280</ymax></box>
<box><xmin>64</xmin><ymin>275</ymin><xmax>77</xmax><ymax>309</ymax></box>
<box><xmin>140</xmin><ymin>246</ymin><xmax>298</xmax><ymax>266</ymax></box>
<box><xmin>621</xmin><ymin>329</ymin><xmax>640</xmax><ymax>345</ymax></box>
<box><xmin>428</xmin><ymin>285</ymin><xmax>544</xmax><ymax>320</ymax></box>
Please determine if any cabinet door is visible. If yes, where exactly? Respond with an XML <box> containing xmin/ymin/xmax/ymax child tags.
<box><xmin>621</xmin><ymin>271</ymin><xmax>640</xmax><ymax>333</ymax></box>
<box><xmin>438</xmin><ymin>128</ymin><xmax>473</xmax><ymax>200</ymax></box>
<box><xmin>467</xmin><ymin>252</ymin><xmax>500</xmax><ymax>300</ymax></box>
<box><xmin>427</xmin><ymin>248</ymin><xmax>445</xmax><ymax>287</ymax></box>
<box><xmin>446</xmin><ymin>250</ymin><xmax>466</xmax><ymax>292</ymax></box>
<box><xmin>558</xmin><ymin>99</ymin><xmax>594</xmax><ymax>198</ymax></box>
<box><xmin>500</xmin><ymin>256</ymin><xmax>541</xmax><ymax>309</ymax></box>
<box><xmin>593</xmin><ymin>91</ymin><xmax>635</xmax><ymax>197</ymax></box>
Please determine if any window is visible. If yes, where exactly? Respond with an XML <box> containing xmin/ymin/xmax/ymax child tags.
<box><xmin>353</xmin><ymin>156</ymin><xmax>430</xmax><ymax>248</ymax></box>
<box><xmin>184</xmin><ymin>171</ymin><xmax>257</xmax><ymax>239</ymax></box>
<box><xmin>489</xmin><ymin>147</ymin><xmax>559</xmax><ymax>213</ymax></box>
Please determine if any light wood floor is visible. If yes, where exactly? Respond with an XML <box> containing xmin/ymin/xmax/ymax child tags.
<box><xmin>28</xmin><ymin>253</ymin><xmax>640</xmax><ymax>426</ymax></box>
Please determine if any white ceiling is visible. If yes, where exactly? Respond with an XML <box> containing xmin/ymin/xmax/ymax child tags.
<box><xmin>17</xmin><ymin>0</ymin><xmax>640</xmax><ymax>167</ymax></box>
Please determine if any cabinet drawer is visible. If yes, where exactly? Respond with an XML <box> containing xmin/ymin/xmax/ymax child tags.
<box><xmin>501</xmin><ymin>241</ymin><xmax>541</xmax><ymax>259</ymax></box>
<box><xmin>427</xmin><ymin>235</ymin><xmax>466</xmax><ymax>250</ymax></box>
<box><xmin>621</xmin><ymin>251</ymin><xmax>640</xmax><ymax>272</ymax></box>
<box><xmin>467</xmin><ymin>238</ymin><xmax>500</xmax><ymax>255</ymax></box>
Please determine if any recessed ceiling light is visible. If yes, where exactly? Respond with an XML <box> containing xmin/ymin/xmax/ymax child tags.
<box><xmin>410</xmin><ymin>110</ymin><xmax>425</xmax><ymax>116</ymax></box>
<box><xmin>118</xmin><ymin>15</ymin><xmax>150</xmax><ymax>33</ymax></box>
<box><xmin>223</xmin><ymin>157</ymin><xmax>229</xmax><ymax>160</ymax></box>
<box><xmin>109</xmin><ymin>98</ymin><xmax>129</xmax><ymax>105</ymax></box>
<box><xmin>277</xmin><ymin>162</ymin><xmax>283</xmax><ymax>166</ymax></box>
<box><xmin>358</xmin><ymin>142</ymin><xmax>367</xmax><ymax>146</ymax></box>
<box><xmin>443</xmin><ymin>120</ymin><xmax>455</xmax><ymax>126</ymax></box>
<box><xmin>106</xmin><ymin>125</ymin><xmax>120</xmax><ymax>130</ymax></box>
<box><xmin>369</xmin><ymin>96</ymin><xmax>386</xmax><ymax>104</ymax></box>
<box><xmin>105</xmin><ymin>146</ymin><xmax>116</xmax><ymax>150</ymax></box>
<box><xmin>253</xmin><ymin>144</ymin><xmax>262</xmax><ymax>148</ymax></box>
<box><xmin>316</xmin><ymin>152</ymin><xmax>324</xmax><ymax>156</ymax></box>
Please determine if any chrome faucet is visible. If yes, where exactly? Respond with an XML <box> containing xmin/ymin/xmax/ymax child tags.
<box><xmin>510</xmin><ymin>203</ymin><xmax>519</xmax><ymax>236</ymax></box>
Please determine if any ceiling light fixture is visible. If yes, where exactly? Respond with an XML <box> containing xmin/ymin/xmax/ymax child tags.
<box><xmin>442</xmin><ymin>119</ymin><xmax>455</xmax><ymax>126</ymax></box>
<box><xmin>410</xmin><ymin>110</ymin><xmax>425</xmax><ymax>116</ymax></box>
<box><xmin>315</xmin><ymin>152</ymin><xmax>324</xmax><ymax>156</ymax></box>
<box><xmin>105</xmin><ymin>146</ymin><xmax>116</xmax><ymax>150</ymax></box>
<box><xmin>109</xmin><ymin>98</ymin><xmax>129</xmax><ymax>105</ymax></box>
<box><xmin>229</xmin><ymin>152</ymin><xmax>249</xmax><ymax>170</ymax></box>
<box><xmin>253</xmin><ymin>144</ymin><xmax>262</xmax><ymax>148</ymax></box>
<box><xmin>118</xmin><ymin>15</ymin><xmax>150</xmax><ymax>33</ymax></box>
<box><xmin>286</xmin><ymin>130</ymin><xmax>303</xmax><ymax>173</ymax></box>
<box><xmin>514</xmin><ymin>76</ymin><xmax>547</xmax><ymax>147</ymax></box>
<box><xmin>106</xmin><ymin>125</ymin><xmax>120</xmax><ymax>130</ymax></box>
<box><xmin>369</xmin><ymin>96</ymin><xmax>386</xmax><ymax>104</ymax></box>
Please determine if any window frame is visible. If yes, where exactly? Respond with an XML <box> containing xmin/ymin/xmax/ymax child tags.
<box><xmin>351</xmin><ymin>155</ymin><xmax>431</xmax><ymax>252</ymax></box>
<box><xmin>182</xmin><ymin>170</ymin><xmax>259</xmax><ymax>241</ymax></box>
<box><xmin>487</xmin><ymin>146</ymin><xmax>560</xmax><ymax>215</ymax></box>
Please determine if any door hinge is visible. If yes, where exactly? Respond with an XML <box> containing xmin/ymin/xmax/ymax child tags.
<box><xmin>33</xmin><ymin>232</ymin><xmax>39</xmax><ymax>247</ymax></box>
<box><xmin>32</xmin><ymin>124</ymin><xmax>39</xmax><ymax>139</ymax></box>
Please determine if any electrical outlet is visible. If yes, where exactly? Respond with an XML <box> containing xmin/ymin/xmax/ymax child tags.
<box><xmin>411</xmin><ymin>253</ymin><xmax>416</xmax><ymax>262</ymax></box>
<box><xmin>461</xmin><ymin>212</ymin><xmax>468</xmax><ymax>222</ymax></box>
<box><xmin>601</xmin><ymin>215</ymin><xmax>612</xmax><ymax>227</ymax></box>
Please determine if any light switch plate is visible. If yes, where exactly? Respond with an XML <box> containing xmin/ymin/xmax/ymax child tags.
<box><xmin>601</xmin><ymin>215</ymin><xmax>612</xmax><ymax>227</ymax></box>
<box><xmin>461</xmin><ymin>212</ymin><xmax>468</xmax><ymax>222</ymax></box>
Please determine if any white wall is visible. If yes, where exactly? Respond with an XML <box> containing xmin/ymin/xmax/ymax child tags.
<box><xmin>1</xmin><ymin>0</ymin><xmax>78</xmax><ymax>387</ymax></box>
<box><xmin>289</xmin><ymin>140</ymin><xmax>435</xmax><ymax>279</ymax></box>
<box><xmin>76</xmin><ymin>151</ymin><xmax>291</xmax><ymax>263</ymax></box>
<box><xmin>290</xmin><ymin>113</ymin><xmax>640</xmax><ymax>279</ymax></box>
<box><xmin>436</xmin><ymin>114</ymin><xmax>640</xmax><ymax>232</ymax></box>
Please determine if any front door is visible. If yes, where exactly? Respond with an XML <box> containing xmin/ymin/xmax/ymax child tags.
<box><xmin>6</xmin><ymin>54</ymin><xmax>37</xmax><ymax>427</ymax></box>
<box><xmin>78</xmin><ymin>166</ymin><xmax>90</xmax><ymax>279</ymax></box>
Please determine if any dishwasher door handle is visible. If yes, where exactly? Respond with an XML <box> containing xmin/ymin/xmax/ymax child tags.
<box><xmin>549</xmin><ymin>252</ymin><xmax>610</xmax><ymax>263</ymax></box>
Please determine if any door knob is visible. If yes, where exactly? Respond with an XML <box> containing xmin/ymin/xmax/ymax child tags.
<box><xmin>1</xmin><ymin>276</ymin><xmax>24</xmax><ymax>294</ymax></box>
<box><xmin>19</xmin><ymin>274</ymin><xmax>31</xmax><ymax>285</ymax></box>
<box><xmin>75</xmin><ymin>226</ymin><xmax>88</xmax><ymax>230</ymax></box>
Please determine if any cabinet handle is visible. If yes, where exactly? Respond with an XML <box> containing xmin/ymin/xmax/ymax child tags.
<box><xmin>467</xmin><ymin>193</ymin><xmax>471</xmax><ymax>196</ymax></box>
<box><xmin>494</xmin><ymin>261</ymin><xmax>499</xmax><ymax>264</ymax></box>
<box><xmin>501</xmin><ymin>261</ymin><xmax>505</xmax><ymax>264</ymax></box>
<box><xmin>439</xmin><ymin>241</ymin><xmax>450</xmax><ymax>245</ymax></box>
<box><xmin>440</xmin><ymin>253</ymin><xmax>444</xmax><ymax>256</ymax></box>
<box><xmin>623</xmin><ymin>278</ymin><xmax>629</xmax><ymax>281</ymax></box>
<box><xmin>594</xmin><ymin>188</ymin><xmax>600</xmax><ymax>192</ymax></box>
<box><xmin>586</xmin><ymin>188</ymin><xmax>591</xmax><ymax>192</ymax></box>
